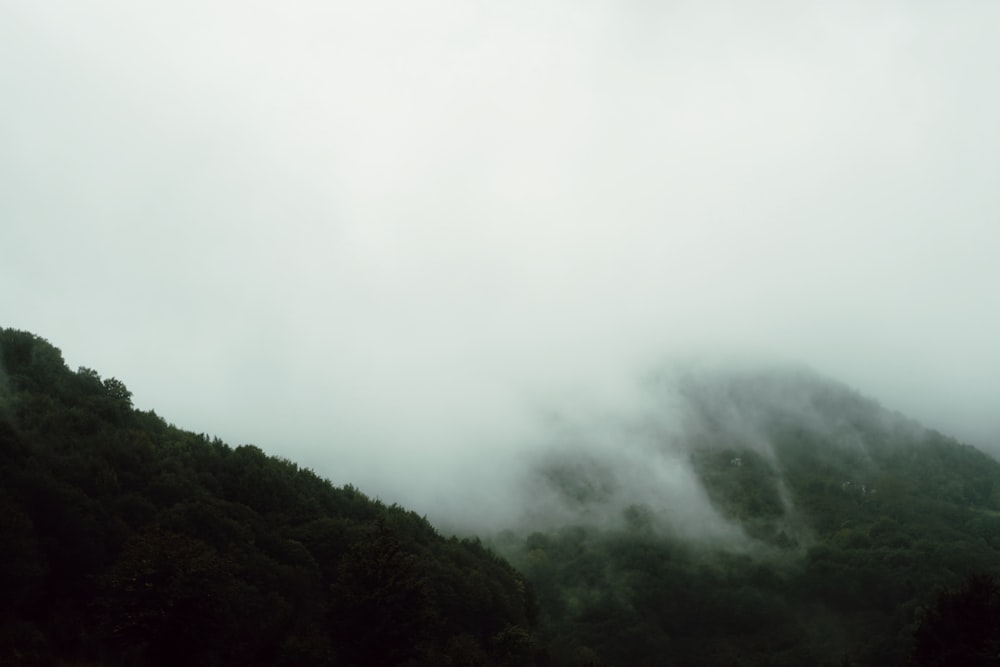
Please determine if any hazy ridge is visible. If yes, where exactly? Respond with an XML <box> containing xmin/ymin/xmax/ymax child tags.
<box><xmin>493</xmin><ymin>365</ymin><xmax>1000</xmax><ymax>665</ymax></box>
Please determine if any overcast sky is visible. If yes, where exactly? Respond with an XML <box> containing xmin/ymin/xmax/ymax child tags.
<box><xmin>3</xmin><ymin>1</ymin><xmax>999</xmax><ymax>519</ymax></box>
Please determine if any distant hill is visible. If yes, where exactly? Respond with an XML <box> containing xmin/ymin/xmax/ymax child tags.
<box><xmin>493</xmin><ymin>364</ymin><xmax>1000</xmax><ymax>666</ymax></box>
<box><xmin>0</xmin><ymin>328</ymin><xmax>541</xmax><ymax>666</ymax></box>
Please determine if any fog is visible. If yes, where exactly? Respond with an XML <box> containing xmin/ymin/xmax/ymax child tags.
<box><xmin>3</xmin><ymin>1</ymin><xmax>999</xmax><ymax>526</ymax></box>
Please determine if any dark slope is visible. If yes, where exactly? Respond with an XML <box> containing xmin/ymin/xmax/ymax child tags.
<box><xmin>0</xmin><ymin>329</ymin><xmax>541</xmax><ymax>667</ymax></box>
<box><xmin>495</xmin><ymin>365</ymin><xmax>1000</xmax><ymax>666</ymax></box>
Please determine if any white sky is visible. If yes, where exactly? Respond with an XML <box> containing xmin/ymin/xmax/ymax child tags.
<box><xmin>3</xmin><ymin>1</ymin><xmax>999</xmax><ymax>518</ymax></box>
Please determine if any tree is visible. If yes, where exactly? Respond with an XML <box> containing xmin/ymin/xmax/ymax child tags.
<box><xmin>329</xmin><ymin>523</ymin><xmax>434</xmax><ymax>665</ymax></box>
<box><xmin>102</xmin><ymin>377</ymin><xmax>133</xmax><ymax>408</ymax></box>
<box><xmin>98</xmin><ymin>528</ymin><xmax>257</xmax><ymax>666</ymax></box>
<box><xmin>913</xmin><ymin>573</ymin><xmax>1000</xmax><ymax>666</ymax></box>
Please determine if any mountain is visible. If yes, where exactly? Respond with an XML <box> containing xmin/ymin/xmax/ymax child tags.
<box><xmin>3</xmin><ymin>328</ymin><xmax>998</xmax><ymax>666</ymax></box>
<box><xmin>0</xmin><ymin>329</ymin><xmax>541</xmax><ymax>666</ymax></box>
<box><xmin>492</xmin><ymin>365</ymin><xmax>1000</xmax><ymax>666</ymax></box>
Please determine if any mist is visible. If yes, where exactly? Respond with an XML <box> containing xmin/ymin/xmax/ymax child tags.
<box><xmin>431</xmin><ymin>359</ymin><xmax>898</xmax><ymax>538</ymax></box>
<box><xmin>3</xmin><ymin>1</ymin><xmax>999</xmax><ymax>527</ymax></box>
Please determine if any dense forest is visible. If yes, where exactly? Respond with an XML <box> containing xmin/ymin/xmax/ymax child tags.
<box><xmin>0</xmin><ymin>329</ymin><xmax>541</xmax><ymax>666</ymax></box>
<box><xmin>492</xmin><ymin>369</ymin><xmax>1000</xmax><ymax>665</ymax></box>
<box><xmin>2</xmin><ymin>328</ymin><xmax>1000</xmax><ymax>666</ymax></box>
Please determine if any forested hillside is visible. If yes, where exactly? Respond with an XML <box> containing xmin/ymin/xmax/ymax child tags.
<box><xmin>0</xmin><ymin>329</ymin><xmax>541</xmax><ymax>666</ymax></box>
<box><xmin>3</xmin><ymin>328</ymin><xmax>999</xmax><ymax>666</ymax></box>
<box><xmin>493</xmin><ymin>369</ymin><xmax>1000</xmax><ymax>666</ymax></box>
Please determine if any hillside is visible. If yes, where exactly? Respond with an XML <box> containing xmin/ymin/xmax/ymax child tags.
<box><xmin>0</xmin><ymin>329</ymin><xmax>541</xmax><ymax>666</ymax></box>
<box><xmin>3</xmin><ymin>328</ymin><xmax>999</xmax><ymax>666</ymax></box>
<box><xmin>493</xmin><ymin>366</ymin><xmax>1000</xmax><ymax>666</ymax></box>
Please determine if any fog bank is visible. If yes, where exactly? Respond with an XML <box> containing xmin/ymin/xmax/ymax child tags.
<box><xmin>2</xmin><ymin>1</ymin><xmax>999</xmax><ymax>523</ymax></box>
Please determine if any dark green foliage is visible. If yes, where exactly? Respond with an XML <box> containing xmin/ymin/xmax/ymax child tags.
<box><xmin>912</xmin><ymin>573</ymin><xmax>1000</xmax><ymax>666</ymax></box>
<box><xmin>0</xmin><ymin>329</ymin><xmax>541</xmax><ymax>666</ymax></box>
<box><xmin>692</xmin><ymin>447</ymin><xmax>785</xmax><ymax>520</ymax></box>
<box><xmin>330</xmin><ymin>522</ymin><xmax>435</xmax><ymax>664</ymax></box>
<box><xmin>6</xmin><ymin>329</ymin><xmax>1000</xmax><ymax>666</ymax></box>
<box><xmin>494</xmin><ymin>368</ymin><xmax>1000</xmax><ymax>666</ymax></box>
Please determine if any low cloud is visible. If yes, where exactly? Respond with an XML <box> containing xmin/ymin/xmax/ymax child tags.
<box><xmin>2</xmin><ymin>1</ymin><xmax>999</xmax><ymax>526</ymax></box>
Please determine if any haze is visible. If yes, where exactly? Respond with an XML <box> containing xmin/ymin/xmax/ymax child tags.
<box><xmin>3</xmin><ymin>1</ymin><xmax>998</xmax><ymax>523</ymax></box>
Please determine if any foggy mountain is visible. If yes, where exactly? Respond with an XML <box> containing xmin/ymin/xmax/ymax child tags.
<box><xmin>494</xmin><ymin>365</ymin><xmax>1000</xmax><ymax>665</ymax></box>
<box><xmin>514</xmin><ymin>362</ymin><xmax>958</xmax><ymax>540</ymax></box>
<box><xmin>3</xmin><ymin>327</ymin><xmax>1000</xmax><ymax>666</ymax></box>
<box><xmin>6</xmin><ymin>2</ymin><xmax>1000</xmax><ymax>665</ymax></box>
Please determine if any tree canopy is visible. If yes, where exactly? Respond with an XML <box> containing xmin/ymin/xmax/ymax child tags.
<box><xmin>0</xmin><ymin>329</ymin><xmax>541</xmax><ymax>666</ymax></box>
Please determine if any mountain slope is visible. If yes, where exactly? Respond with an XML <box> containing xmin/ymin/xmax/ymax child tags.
<box><xmin>0</xmin><ymin>329</ymin><xmax>541</xmax><ymax>667</ymax></box>
<box><xmin>493</xmin><ymin>365</ymin><xmax>1000</xmax><ymax>666</ymax></box>
<box><xmin>5</xmin><ymin>328</ymin><xmax>997</xmax><ymax>666</ymax></box>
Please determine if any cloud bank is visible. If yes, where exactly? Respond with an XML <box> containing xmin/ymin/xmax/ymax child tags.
<box><xmin>2</xmin><ymin>1</ymin><xmax>999</xmax><ymax>521</ymax></box>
